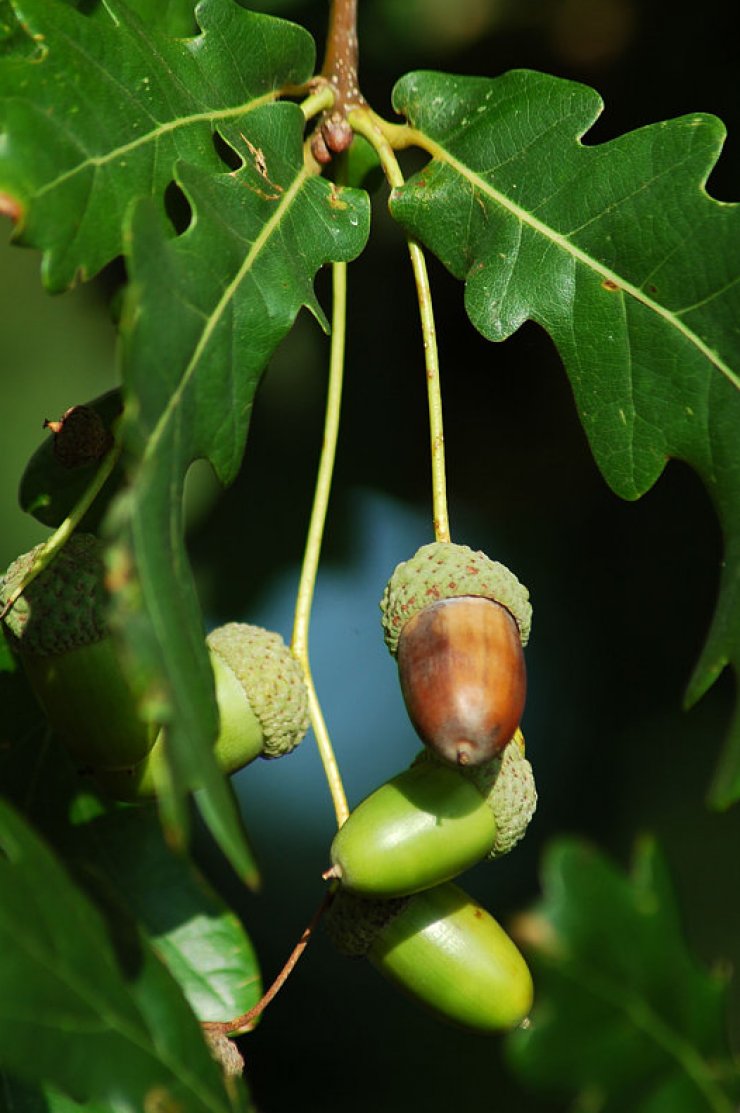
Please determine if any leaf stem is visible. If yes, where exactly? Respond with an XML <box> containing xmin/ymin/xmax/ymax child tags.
<box><xmin>0</xmin><ymin>440</ymin><xmax>122</xmax><ymax>620</ymax></box>
<box><xmin>348</xmin><ymin>109</ymin><xmax>451</xmax><ymax>542</ymax></box>
<box><xmin>299</xmin><ymin>82</ymin><xmax>335</xmax><ymax>123</ymax></box>
<box><xmin>291</xmin><ymin>261</ymin><xmax>350</xmax><ymax>829</ymax></box>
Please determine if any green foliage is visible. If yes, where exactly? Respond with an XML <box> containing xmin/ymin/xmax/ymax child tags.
<box><xmin>389</xmin><ymin>69</ymin><xmax>740</xmax><ymax>806</ymax></box>
<box><xmin>0</xmin><ymin>0</ymin><xmax>370</xmax><ymax>872</ymax></box>
<box><xmin>0</xmin><ymin>677</ymin><xmax>261</xmax><ymax>1107</ymax></box>
<box><xmin>0</xmin><ymin>799</ymin><xmax>253</xmax><ymax>1112</ymax></box>
<box><xmin>0</xmin><ymin>0</ymin><xmax>316</xmax><ymax>289</ymax></box>
<box><xmin>0</xmin><ymin>1</ymin><xmax>738</xmax><ymax>1110</ymax></box>
<box><xmin>508</xmin><ymin>839</ymin><xmax>739</xmax><ymax>1112</ymax></box>
<box><xmin>110</xmin><ymin>113</ymin><xmax>368</xmax><ymax>868</ymax></box>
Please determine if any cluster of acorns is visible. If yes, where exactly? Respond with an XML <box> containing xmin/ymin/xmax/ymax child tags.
<box><xmin>324</xmin><ymin>541</ymin><xmax>536</xmax><ymax>1033</ymax></box>
<box><xmin>0</xmin><ymin>536</ymin><xmax>535</xmax><ymax>1034</ymax></box>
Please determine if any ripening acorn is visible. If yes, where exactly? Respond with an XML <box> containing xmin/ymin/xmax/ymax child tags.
<box><xmin>96</xmin><ymin>621</ymin><xmax>310</xmax><ymax>800</ymax></box>
<box><xmin>380</xmin><ymin>542</ymin><xmax>532</xmax><ymax>766</ymax></box>
<box><xmin>328</xmin><ymin>734</ymin><xmax>536</xmax><ymax>898</ymax></box>
<box><xmin>325</xmin><ymin>882</ymin><xmax>534</xmax><ymax>1033</ymax></box>
<box><xmin>0</xmin><ymin>534</ymin><xmax>156</xmax><ymax>770</ymax></box>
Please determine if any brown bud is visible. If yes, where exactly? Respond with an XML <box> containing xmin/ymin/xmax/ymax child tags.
<box><xmin>397</xmin><ymin>596</ymin><xmax>526</xmax><ymax>766</ymax></box>
<box><xmin>44</xmin><ymin>405</ymin><xmax>113</xmax><ymax>468</ymax></box>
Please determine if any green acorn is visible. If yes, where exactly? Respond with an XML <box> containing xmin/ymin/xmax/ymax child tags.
<box><xmin>1</xmin><ymin>534</ymin><xmax>156</xmax><ymax>770</ymax></box>
<box><xmin>325</xmin><ymin>882</ymin><xmax>533</xmax><ymax>1032</ymax></box>
<box><xmin>380</xmin><ymin>542</ymin><xmax>532</xmax><ymax>766</ymax></box>
<box><xmin>96</xmin><ymin>622</ymin><xmax>310</xmax><ymax>800</ymax></box>
<box><xmin>328</xmin><ymin>732</ymin><xmax>536</xmax><ymax>897</ymax></box>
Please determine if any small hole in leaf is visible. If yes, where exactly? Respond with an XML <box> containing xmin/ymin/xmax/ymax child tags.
<box><xmin>163</xmin><ymin>180</ymin><xmax>192</xmax><ymax>236</ymax></box>
<box><xmin>212</xmin><ymin>130</ymin><xmax>242</xmax><ymax>172</ymax></box>
<box><xmin>75</xmin><ymin>0</ymin><xmax>100</xmax><ymax>15</ymax></box>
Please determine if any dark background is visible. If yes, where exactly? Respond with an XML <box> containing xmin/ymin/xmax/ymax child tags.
<box><xmin>1</xmin><ymin>1</ymin><xmax>738</xmax><ymax>1110</ymax></box>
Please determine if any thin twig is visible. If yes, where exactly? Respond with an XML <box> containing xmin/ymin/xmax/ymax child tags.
<box><xmin>291</xmin><ymin>260</ymin><xmax>351</xmax><ymax>829</ymax></box>
<box><xmin>202</xmin><ymin>889</ymin><xmax>335</xmax><ymax>1036</ymax></box>
<box><xmin>346</xmin><ymin>109</ymin><xmax>451</xmax><ymax>542</ymax></box>
<box><xmin>1</xmin><ymin>440</ymin><xmax>122</xmax><ymax>620</ymax></box>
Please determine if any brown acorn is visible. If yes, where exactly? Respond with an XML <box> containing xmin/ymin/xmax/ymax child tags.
<box><xmin>381</xmin><ymin>542</ymin><xmax>531</xmax><ymax>766</ymax></box>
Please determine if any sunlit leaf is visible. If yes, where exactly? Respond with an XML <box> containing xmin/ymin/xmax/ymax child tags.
<box><xmin>0</xmin><ymin>0</ymin><xmax>316</xmax><ymax>289</ymax></box>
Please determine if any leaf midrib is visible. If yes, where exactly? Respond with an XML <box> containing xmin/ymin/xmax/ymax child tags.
<box><xmin>554</xmin><ymin>950</ymin><xmax>733</xmax><ymax>1113</ymax></box>
<box><xmin>143</xmin><ymin>160</ymin><xmax>311</xmax><ymax>466</ymax></box>
<box><xmin>406</xmin><ymin>130</ymin><xmax>740</xmax><ymax>392</ymax></box>
<box><xmin>33</xmin><ymin>96</ymin><xmax>276</xmax><ymax>199</ymax></box>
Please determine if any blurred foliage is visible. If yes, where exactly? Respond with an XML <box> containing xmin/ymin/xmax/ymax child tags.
<box><xmin>509</xmin><ymin>838</ymin><xmax>738</xmax><ymax>1111</ymax></box>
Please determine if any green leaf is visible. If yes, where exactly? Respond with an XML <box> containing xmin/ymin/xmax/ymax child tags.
<box><xmin>0</xmin><ymin>708</ymin><xmax>261</xmax><ymax>1027</ymax></box>
<box><xmin>507</xmin><ymin>838</ymin><xmax>738</xmax><ymax>1113</ymax></box>
<box><xmin>0</xmin><ymin>0</ymin><xmax>316</xmax><ymax>290</ymax></box>
<box><xmin>105</xmin><ymin>102</ymin><xmax>369</xmax><ymax>872</ymax></box>
<box><xmin>1</xmin><ymin>1073</ymin><xmax>113</xmax><ymax>1112</ymax></box>
<box><xmin>1</xmin><ymin>0</ymin><xmax>371</xmax><ymax>875</ymax></box>
<box><xmin>0</xmin><ymin>631</ymin><xmax>15</xmax><ymax>672</ymax></box>
<box><xmin>388</xmin><ymin>70</ymin><xmax>740</xmax><ymax>805</ymax></box>
<box><xmin>83</xmin><ymin>807</ymin><xmax>262</xmax><ymax>1024</ymax></box>
<box><xmin>0</xmin><ymin>799</ymin><xmax>253</xmax><ymax>1112</ymax></box>
<box><xmin>98</xmin><ymin>0</ymin><xmax>198</xmax><ymax>36</ymax></box>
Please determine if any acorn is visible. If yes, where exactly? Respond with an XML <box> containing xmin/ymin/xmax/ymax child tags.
<box><xmin>96</xmin><ymin>621</ymin><xmax>310</xmax><ymax>800</ymax></box>
<box><xmin>1</xmin><ymin>534</ymin><xmax>156</xmax><ymax>769</ymax></box>
<box><xmin>381</xmin><ymin>542</ymin><xmax>531</xmax><ymax>766</ymax></box>
<box><xmin>328</xmin><ymin>732</ymin><xmax>536</xmax><ymax>897</ymax></box>
<box><xmin>325</xmin><ymin>882</ymin><xmax>533</xmax><ymax>1032</ymax></box>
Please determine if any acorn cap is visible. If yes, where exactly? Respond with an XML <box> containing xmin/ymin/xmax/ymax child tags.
<box><xmin>206</xmin><ymin>622</ymin><xmax>309</xmax><ymax>759</ymax></box>
<box><xmin>464</xmin><ymin>732</ymin><xmax>537</xmax><ymax>857</ymax></box>
<box><xmin>323</xmin><ymin>889</ymin><xmax>410</xmax><ymax>957</ymax></box>
<box><xmin>1</xmin><ymin>534</ymin><xmax>107</xmax><ymax>655</ymax></box>
<box><xmin>414</xmin><ymin>730</ymin><xmax>537</xmax><ymax>858</ymax></box>
<box><xmin>380</xmin><ymin>542</ymin><xmax>532</xmax><ymax>656</ymax></box>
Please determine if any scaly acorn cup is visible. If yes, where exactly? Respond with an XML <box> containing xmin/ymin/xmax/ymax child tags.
<box><xmin>325</xmin><ymin>882</ymin><xmax>533</xmax><ymax>1033</ymax></box>
<box><xmin>0</xmin><ymin>534</ymin><xmax>156</xmax><ymax>770</ymax></box>
<box><xmin>380</xmin><ymin>542</ymin><xmax>532</xmax><ymax>766</ymax></box>
<box><xmin>328</xmin><ymin>732</ymin><xmax>536</xmax><ymax>897</ymax></box>
<box><xmin>96</xmin><ymin>622</ymin><xmax>310</xmax><ymax>800</ymax></box>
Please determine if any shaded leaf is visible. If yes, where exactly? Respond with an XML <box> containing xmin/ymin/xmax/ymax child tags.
<box><xmin>388</xmin><ymin>70</ymin><xmax>740</xmax><ymax>805</ymax></box>
<box><xmin>0</xmin><ymin>707</ymin><xmax>261</xmax><ymax>1027</ymax></box>
<box><xmin>507</xmin><ymin>838</ymin><xmax>738</xmax><ymax>1112</ymax></box>
<box><xmin>0</xmin><ymin>799</ymin><xmax>253</xmax><ymax>1112</ymax></box>
<box><xmin>0</xmin><ymin>0</ymin><xmax>316</xmax><ymax>289</ymax></box>
<box><xmin>1</xmin><ymin>1073</ymin><xmax>112</xmax><ymax>1113</ymax></box>
<box><xmin>84</xmin><ymin>807</ymin><xmax>262</xmax><ymax>1023</ymax></box>
<box><xmin>105</xmin><ymin>101</ymin><xmax>369</xmax><ymax>871</ymax></box>
<box><xmin>19</xmin><ymin>389</ymin><xmax>125</xmax><ymax>530</ymax></box>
